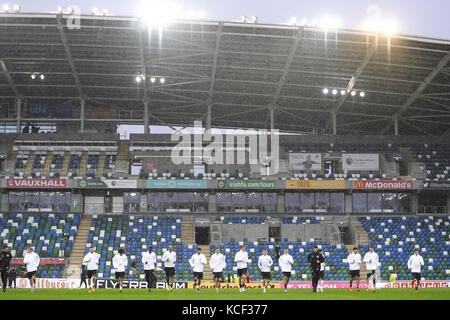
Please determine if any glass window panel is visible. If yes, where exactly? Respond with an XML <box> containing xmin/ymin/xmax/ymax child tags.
<box><xmin>285</xmin><ymin>193</ymin><xmax>300</xmax><ymax>213</ymax></box>
<box><xmin>40</xmin><ymin>192</ymin><xmax>54</xmax><ymax>211</ymax></box>
<box><xmin>147</xmin><ymin>192</ymin><xmax>163</xmax><ymax>212</ymax></box>
<box><xmin>262</xmin><ymin>193</ymin><xmax>277</xmax><ymax>213</ymax></box>
<box><xmin>382</xmin><ymin>193</ymin><xmax>396</xmax><ymax>213</ymax></box>
<box><xmin>315</xmin><ymin>192</ymin><xmax>329</xmax><ymax>213</ymax></box>
<box><xmin>54</xmin><ymin>192</ymin><xmax>70</xmax><ymax>212</ymax></box>
<box><xmin>178</xmin><ymin>192</ymin><xmax>193</xmax><ymax>210</ymax></box>
<box><xmin>193</xmin><ymin>192</ymin><xmax>208</xmax><ymax>213</ymax></box>
<box><xmin>247</xmin><ymin>192</ymin><xmax>262</xmax><ymax>210</ymax></box>
<box><xmin>368</xmin><ymin>193</ymin><xmax>382</xmax><ymax>213</ymax></box>
<box><xmin>300</xmin><ymin>193</ymin><xmax>315</xmax><ymax>212</ymax></box>
<box><xmin>352</xmin><ymin>193</ymin><xmax>367</xmax><ymax>213</ymax></box>
<box><xmin>329</xmin><ymin>193</ymin><xmax>344</xmax><ymax>213</ymax></box>
<box><xmin>396</xmin><ymin>193</ymin><xmax>411</xmax><ymax>213</ymax></box>
<box><xmin>9</xmin><ymin>192</ymin><xmax>24</xmax><ymax>211</ymax></box>
<box><xmin>163</xmin><ymin>192</ymin><xmax>178</xmax><ymax>211</ymax></box>
<box><xmin>216</xmin><ymin>192</ymin><xmax>232</xmax><ymax>213</ymax></box>
<box><xmin>24</xmin><ymin>192</ymin><xmax>40</xmax><ymax>210</ymax></box>
<box><xmin>232</xmin><ymin>192</ymin><xmax>247</xmax><ymax>210</ymax></box>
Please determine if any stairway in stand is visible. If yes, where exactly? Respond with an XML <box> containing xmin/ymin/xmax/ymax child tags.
<box><xmin>198</xmin><ymin>244</ymin><xmax>213</xmax><ymax>281</ymax></box>
<box><xmin>65</xmin><ymin>216</ymin><xmax>92</xmax><ymax>279</ymax></box>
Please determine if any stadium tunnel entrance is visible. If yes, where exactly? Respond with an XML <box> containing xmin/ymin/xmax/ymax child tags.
<box><xmin>195</xmin><ymin>227</ymin><xmax>210</xmax><ymax>245</ymax></box>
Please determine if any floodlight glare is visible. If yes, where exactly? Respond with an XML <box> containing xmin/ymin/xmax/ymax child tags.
<box><xmin>139</xmin><ymin>0</ymin><xmax>183</xmax><ymax>26</ymax></box>
<box><xmin>135</xmin><ymin>76</ymin><xmax>142</xmax><ymax>83</ymax></box>
<box><xmin>3</xmin><ymin>4</ymin><xmax>10</xmax><ymax>11</ymax></box>
<box><xmin>289</xmin><ymin>17</ymin><xmax>297</xmax><ymax>25</ymax></box>
<box><xmin>323</xmin><ymin>88</ymin><xmax>329</xmax><ymax>94</ymax></box>
<box><xmin>13</xmin><ymin>4</ymin><xmax>20</xmax><ymax>12</ymax></box>
<box><xmin>340</xmin><ymin>90</ymin><xmax>346</xmax><ymax>95</ymax></box>
<box><xmin>150</xmin><ymin>77</ymin><xmax>156</xmax><ymax>83</ymax></box>
<box><xmin>360</xmin><ymin>91</ymin><xmax>366</xmax><ymax>97</ymax></box>
<box><xmin>31</xmin><ymin>74</ymin><xmax>36</xmax><ymax>80</ymax></box>
<box><xmin>57</xmin><ymin>6</ymin><xmax>63</xmax><ymax>13</ymax></box>
<box><xmin>351</xmin><ymin>90</ymin><xmax>356</xmax><ymax>96</ymax></box>
<box><xmin>92</xmin><ymin>7</ymin><xmax>98</xmax><ymax>14</ymax></box>
<box><xmin>40</xmin><ymin>74</ymin><xmax>45</xmax><ymax>80</ymax></box>
<box><xmin>332</xmin><ymin>89</ymin><xmax>338</xmax><ymax>95</ymax></box>
<box><xmin>160</xmin><ymin>78</ymin><xmax>166</xmax><ymax>84</ymax></box>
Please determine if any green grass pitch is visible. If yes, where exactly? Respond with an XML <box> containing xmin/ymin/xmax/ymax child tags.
<box><xmin>2</xmin><ymin>288</ymin><xmax>450</xmax><ymax>300</ymax></box>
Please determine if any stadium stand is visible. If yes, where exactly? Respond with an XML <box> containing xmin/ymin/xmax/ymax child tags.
<box><xmin>0</xmin><ymin>213</ymin><xmax>80</xmax><ymax>278</ymax></box>
<box><xmin>358</xmin><ymin>216</ymin><xmax>450</xmax><ymax>280</ymax></box>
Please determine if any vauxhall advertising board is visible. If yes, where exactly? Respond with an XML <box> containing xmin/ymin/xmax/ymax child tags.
<box><xmin>6</xmin><ymin>179</ymin><xmax>67</xmax><ymax>188</ymax></box>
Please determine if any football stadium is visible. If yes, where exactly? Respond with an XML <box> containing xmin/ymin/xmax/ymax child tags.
<box><xmin>0</xmin><ymin>1</ymin><xmax>449</xmax><ymax>303</ymax></box>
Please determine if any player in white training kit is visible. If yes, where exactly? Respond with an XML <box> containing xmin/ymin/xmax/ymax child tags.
<box><xmin>209</xmin><ymin>247</ymin><xmax>227</xmax><ymax>293</ymax></box>
<box><xmin>363</xmin><ymin>246</ymin><xmax>379</xmax><ymax>292</ymax></box>
<box><xmin>347</xmin><ymin>247</ymin><xmax>361</xmax><ymax>292</ymax></box>
<box><xmin>234</xmin><ymin>245</ymin><xmax>249</xmax><ymax>292</ymax></box>
<box><xmin>408</xmin><ymin>248</ymin><xmax>425</xmax><ymax>293</ymax></box>
<box><xmin>162</xmin><ymin>246</ymin><xmax>176</xmax><ymax>291</ymax></box>
<box><xmin>142</xmin><ymin>246</ymin><xmax>157</xmax><ymax>292</ymax></box>
<box><xmin>23</xmin><ymin>247</ymin><xmax>40</xmax><ymax>293</ymax></box>
<box><xmin>82</xmin><ymin>246</ymin><xmax>100</xmax><ymax>293</ymax></box>
<box><xmin>278</xmin><ymin>248</ymin><xmax>294</xmax><ymax>293</ymax></box>
<box><xmin>258</xmin><ymin>248</ymin><xmax>273</xmax><ymax>293</ymax></box>
<box><xmin>112</xmin><ymin>248</ymin><xmax>128</xmax><ymax>293</ymax></box>
<box><xmin>189</xmin><ymin>247</ymin><xmax>207</xmax><ymax>292</ymax></box>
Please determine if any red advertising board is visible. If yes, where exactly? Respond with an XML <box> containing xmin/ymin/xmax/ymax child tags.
<box><xmin>6</xmin><ymin>179</ymin><xmax>67</xmax><ymax>188</ymax></box>
<box><xmin>354</xmin><ymin>180</ymin><xmax>413</xmax><ymax>190</ymax></box>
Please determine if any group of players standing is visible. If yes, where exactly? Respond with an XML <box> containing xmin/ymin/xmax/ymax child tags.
<box><xmin>0</xmin><ymin>242</ymin><xmax>426</xmax><ymax>294</ymax></box>
<box><xmin>80</xmin><ymin>244</ymin><xmax>328</xmax><ymax>293</ymax></box>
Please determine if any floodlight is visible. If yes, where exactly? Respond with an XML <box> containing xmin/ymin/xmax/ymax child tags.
<box><xmin>150</xmin><ymin>77</ymin><xmax>156</xmax><ymax>83</ymax></box>
<box><xmin>351</xmin><ymin>90</ymin><xmax>356</xmax><ymax>96</ymax></box>
<box><xmin>340</xmin><ymin>90</ymin><xmax>346</xmax><ymax>95</ymax></box>
<box><xmin>40</xmin><ymin>74</ymin><xmax>45</xmax><ymax>80</ymax></box>
<box><xmin>3</xmin><ymin>4</ymin><xmax>10</xmax><ymax>11</ymax></box>
<box><xmin>160</xmin><ymin>78</ymin><xmax>166</xmax><ymax>84</ymax></box>
<box><xmin>360</xmin><ymin>91</ymin><xmax>365</xmax><ymax>97</ymax></box>
<box><xmin>323</xmin><ymin>88</ymin><xmax>329</xmax><ymax>94</ymax></box>
<box><xmin>135</xmin><ymin>76</ymin><xmax>142</xmax><ymax>83</ymax></box>
<box><xmin>12</xmin><ymin>4</ymin><xmax>20</xmax><ymax>12</ymax></box>
<box><xmin>332</xmin><ymin>89</ymin><xmax>338</xmax><ymax>95</ymax></box>
<box><xmin>31</xmin><ymin>74</ymin><xmax>36</xmax><ymax>80</ymax></box>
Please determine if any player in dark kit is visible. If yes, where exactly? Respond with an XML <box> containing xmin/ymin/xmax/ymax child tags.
<box><xmin>307</xmin><ymin>246</ymin><xmax>324</xmax><ymax>293</ymax></box>
<box><xmin>0</xmin><ymin>244</ymin><xmax>13</xmax><ymax>293</ymax></box>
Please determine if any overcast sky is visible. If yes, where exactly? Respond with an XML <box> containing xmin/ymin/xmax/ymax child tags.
<box><xmin>14</xmin><ymin>0</ymin><xmax>450</xmax><ymax>39</ymax></box>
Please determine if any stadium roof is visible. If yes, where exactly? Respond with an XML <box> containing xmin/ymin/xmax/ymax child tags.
<box><xmin>0</xmin><ymin>12</ymin><xmax>449</xmax><ymax>136</ymax></box>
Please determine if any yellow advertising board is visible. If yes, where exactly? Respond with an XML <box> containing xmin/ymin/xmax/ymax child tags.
<box><xmin>187</xmin><ymin>282</ymin><xmax>281</xmax><ymax>289</ymax></box>
<box><xmin>285</xmin><ymin>180</ymin><xmax>345</xmax><ymax>189</ymax></box>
